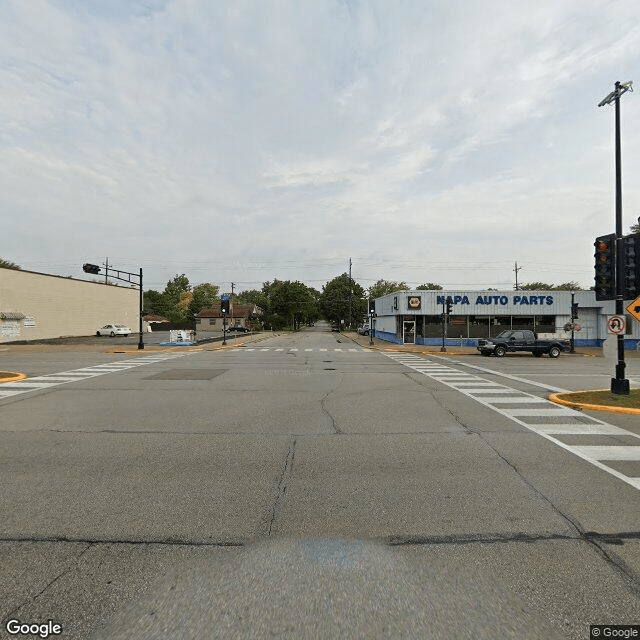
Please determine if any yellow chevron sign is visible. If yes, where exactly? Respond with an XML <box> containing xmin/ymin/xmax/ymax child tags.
<box><xmin>626</xmin><ymin>296</ymin><xmax>640</xmax><ymax>323</ymax></box>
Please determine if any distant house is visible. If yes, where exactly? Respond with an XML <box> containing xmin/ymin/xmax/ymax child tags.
<box><xmin>196</xmin><ymin>303</ymin><xmax>262</xmax><ymax>331</ymax></box>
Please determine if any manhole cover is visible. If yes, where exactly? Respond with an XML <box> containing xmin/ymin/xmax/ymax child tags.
<box><xmin>145</xmin><ymin>369</ymin><xmax>228</xmax><ymax>380</ymax></box>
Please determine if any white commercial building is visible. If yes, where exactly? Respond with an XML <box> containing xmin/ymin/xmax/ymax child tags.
<box><xmin>372</xmin><ymin>289</ymin><xmax>639</xmax><ymax>349</ymax></box>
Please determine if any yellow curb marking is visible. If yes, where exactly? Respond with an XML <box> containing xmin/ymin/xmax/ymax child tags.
<box><xmin>0</xmin><ymin>372</ymin><xmax>27</xmax><ymax>383</ymax></box>
<box><xmin>549</xmin><ymin>390</ymin><xmax>640</xmax><ymax>415</ymax></box>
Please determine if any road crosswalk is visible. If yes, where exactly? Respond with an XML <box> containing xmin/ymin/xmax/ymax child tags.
<box><xmin>229</xmin><ymin>347</ymin><xmax>371</xmax><ymax>352</ymax></box>
<box><xmin>385</xmin><ymin>351</ymin><xmax>640</xmax><ymax>491</ymax></box>
<box><xmin>0</xmin><ymin>352</ymin><xmax>190</xmax><ymax>400</ymax></box>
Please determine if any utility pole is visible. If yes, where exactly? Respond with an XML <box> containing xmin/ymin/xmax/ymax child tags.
<box><xmin>348</xmin><ymin>258</ymin><xmax>352</xmax><ymax>330</ymax></box>
<box><xmin>598</xmin><ymin>80</ymin><xmax>633</xmax><ymax>395</ymax></box>
<box><xmin>105</xmin><ymin>258</ymin><xmax>109</xmax><ymax>284</ymax></box>
<box><xmin>514</xmin><ymin>262</ymin><xmax>522</xmax><ymax>291</ymax></box>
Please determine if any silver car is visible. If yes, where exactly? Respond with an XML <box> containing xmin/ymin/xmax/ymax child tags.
<box><xmin>96</xmin><ymin>324</ymin><xmax>132</xmax><ymax>337</ymax></box>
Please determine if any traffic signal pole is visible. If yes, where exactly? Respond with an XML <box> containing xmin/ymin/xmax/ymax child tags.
<box><xmin>613</xmin><ymin>86</ymin><xmax>629</xmax><ymax>394</ymax></box>
<box><xmin>597</xmin><ymin>81</ymin><xmax>633</xmax><ymax>394</ymax></box>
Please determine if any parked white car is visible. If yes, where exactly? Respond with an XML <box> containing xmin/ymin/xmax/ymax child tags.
<box><xmin>96</xmin><ymin>324</ymin><xmax>132</xmax><ymax>337</ymax></box>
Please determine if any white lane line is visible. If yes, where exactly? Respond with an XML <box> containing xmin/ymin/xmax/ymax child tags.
<box><xmin>477</xmin><ymin>397</ymin><xmax>548</xmax><ymax>404</ymax></box>
<box><xmin>535</xmin><ymin>424</ymin><xmax>631</xmax><ymax>435</ymax></box>
<box><xmin>334</xmin><ymin>348</ymin><xmax>343</xmax><ymax>351</ymax></box>
<box><xmin>305</xmin><ymin>349</ymin><xmax>313</xmax><ymax>352</ymax></box>
<box><xmin>275</xmin><ymin>349</ymin><xmax>284</xmax><ymax>351</ymax></box>
<box><xmin>499</xmin><ymin>408</ymin><xmax>577</xmax><ymax>417</ymax></box>
<box><xmin>571</xmin><ymin>446</ymin><xmax>640</xmax><ymax>461</ymax></box>
<box><xmin>385</xmin><ymin>352</ymin><xmax>640</xmax><ymax>491</ymax></box>
<box><xmin>289</xmin><ymin>348</ymin><xmax>298</xmax><ymax>352</ymax></box>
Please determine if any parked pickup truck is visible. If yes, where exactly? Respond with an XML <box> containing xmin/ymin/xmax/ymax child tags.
<box><xmin>477</xmin><ymin>330</ymin><xmax>570</xmax><ymax>358</ymax></box>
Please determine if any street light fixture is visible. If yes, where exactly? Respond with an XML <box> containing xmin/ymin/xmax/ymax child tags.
<box><xmin>598</xmin><ymin>80</ymin><xmax>633</xmax><ymax>395</ymax></box>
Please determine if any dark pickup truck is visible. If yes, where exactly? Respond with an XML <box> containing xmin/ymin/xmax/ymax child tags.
<box><xmin>477</xmin><ymin>330</ymin><xmax>570</xmax><ymax>358</ymax></box>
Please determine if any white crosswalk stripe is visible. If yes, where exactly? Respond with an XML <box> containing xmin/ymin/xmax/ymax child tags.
<box><xmin>385</xmin><ymin>352</ymin><xmax>640</xmax><ymax>491</ymax></box>
<box><xmin>228</xmin><ymin>347</ymin><xmax>371</xmax><ymax>353</ymax></box>
<box><xmin>0</xmin><ymin>352</ymin><xmax>190</xmax><ymax>400</ymax></box>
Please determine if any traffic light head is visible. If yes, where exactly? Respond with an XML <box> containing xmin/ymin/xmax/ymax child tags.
<box><xmin>571</xmin><ymin>302</ymin><xmax>579</xmax><ymax>320</ymax></box>
<box><xmin>221</xmin><ymin>296</ymin><xmax>230</xmax><ymax>315</ymax></box>
<box><xmin>622</xmin><ymin>233</ymin><xmax>640</xmax><ymax>299</ymax></box>
<box><xmin>368</xmin><ymin>299</ymin><xmax>376</xmax><ymax>315</ymax></box>
<box><xmin>594</xmin><ymin>234</ymin><xmax>616</xmax><ymax>301</ymax></box>
<box><xmin>445</xmin><ymin>298</ymin><xmax>453</xmax><ymax>315</ymax></box>
<box><xmin>82</xmin><ymin>263</ymin><xmax>101</xmax><ymax>275</ymax></box>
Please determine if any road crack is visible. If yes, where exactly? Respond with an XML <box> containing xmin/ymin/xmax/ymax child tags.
<box><xmin>265</xmin><ymin>437</ymin><xmax>297</xmax><ymax>536</ymax></box>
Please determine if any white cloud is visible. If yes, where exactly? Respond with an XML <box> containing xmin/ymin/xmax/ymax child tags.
<box><xmin>1</xmin><ymin>0</ymin><xmax>639</xmax><ymax>290</ymax></box>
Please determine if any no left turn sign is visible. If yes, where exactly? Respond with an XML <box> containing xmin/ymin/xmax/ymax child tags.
<box><xmin>607</xmin><ymin>315</ymin><xmax>626</xmax><ymax>335</ymax></box>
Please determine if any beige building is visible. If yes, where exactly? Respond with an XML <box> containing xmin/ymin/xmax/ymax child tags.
<box><xmin>0</xmin><ymin>268</ymin><xmax>139</xmax><ymax>343</ymax></box>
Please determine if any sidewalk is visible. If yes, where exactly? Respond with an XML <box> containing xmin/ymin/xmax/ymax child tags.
<box><xmin>342</xmin><ymin>332</ymin><xmax>638</xmax><ymax>358</ymax></box>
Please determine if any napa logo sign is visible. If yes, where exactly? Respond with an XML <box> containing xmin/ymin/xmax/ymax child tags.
<box><xmin>436</xmin><ymin>294</ymin><xmax>554</xmax><ymax>306</ymax></box>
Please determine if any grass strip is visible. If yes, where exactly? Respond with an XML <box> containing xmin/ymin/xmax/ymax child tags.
<box><xmin>557</xmin><ymin>389</ymin><xmax>640</xmax><ymax>409</ymax></box>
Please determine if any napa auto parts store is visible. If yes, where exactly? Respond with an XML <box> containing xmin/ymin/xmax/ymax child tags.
<box><xmin>371</xmin><ymin>289</ymin><xmax>640</xmax><ymax>349</ymax></box>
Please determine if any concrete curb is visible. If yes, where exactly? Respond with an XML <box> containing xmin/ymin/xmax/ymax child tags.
<box><xmin>549</xmin><ymin>390</ymin><xmax>640</xmax><ymax>415</ymax></box>
<box><xmin>0</xmin><ymin>372</ymin><xmax>27</xmax><ymax>383</ymax></box>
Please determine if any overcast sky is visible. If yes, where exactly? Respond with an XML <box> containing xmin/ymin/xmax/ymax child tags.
<box><xmin>1</xmin><ymin>0</ymin><xmax>639</xmax><ymax>293</ymax></box>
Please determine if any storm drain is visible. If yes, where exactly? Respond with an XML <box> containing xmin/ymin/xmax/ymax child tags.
<box><xmin>145</xmin><ymin>369</ymin><xmax>228</xmax><ymax>380</ymax></box>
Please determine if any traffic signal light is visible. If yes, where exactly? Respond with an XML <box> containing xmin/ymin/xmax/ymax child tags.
<box><xmin>622</xmin><ymin>233</ymin><xmax>640</xmax><ymax>299</ymax></box>
<box><xmin>82</xmin><ymin>263</ymin><xmax>101</xmax><ymax>275</ymax></box>
<box><xmin>221</xmin><ymin>296</ymin><xmax>230</xmax><ymax>315</ymax></box>
<box><xmin>368</xmin><ymin>298</ymin><xmax>376</xmax><ymax>315</ymax></box>
<box><xmin>594</xmin><ymin>234</ymin><xmax>616</xmax><ymax>301</ymax></box>
<box><xmin>571</xmin><ymin>302</ymin><xmax>579</xmax><ymax>320</ymax></box>
<box><xmin>445</xmin><ymin>298</ymin><xmax>453</xmax><ymax>315</ymax></box>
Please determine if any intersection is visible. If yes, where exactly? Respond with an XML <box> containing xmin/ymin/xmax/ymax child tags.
<box><xmin>0</xmin><ymin>326</ymin><xmax>638</xmax><ymax>639</ymax></box>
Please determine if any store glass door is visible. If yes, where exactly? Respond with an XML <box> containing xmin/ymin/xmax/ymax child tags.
<box><xmin>403</xmin><ymin>320</ymin><xmax>415</xmax><ymax>344</ymax></box>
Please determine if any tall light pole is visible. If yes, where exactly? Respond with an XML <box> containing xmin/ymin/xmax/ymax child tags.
<box><xmin>598</xmin><ymin>80</ymin><xmax>633</xmax><ymax>395</ymax></box>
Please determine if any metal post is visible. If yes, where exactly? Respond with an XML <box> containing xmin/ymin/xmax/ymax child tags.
<box><xmin>613</xmin><ymin>83</ymin><xmax>629</xmax><ymax>394</ymax></box>
<box><xmin>440</xmin><ymin>300</ymin><xmax>446</xmax><ymax>352</ymax></box>
<box><xmin>138</xmin><ymin>268</ymin><xmax>144</xmax><ymax>350</ymax></box>
<box><xmin>570</xmin><ymin>291</ymin><xmax>575</xmax><ymax>353</ymax></box>
<box><xmin>599</xmin><ymin>80</ymin><xmax>632</xmax><ymax>395</ymax></box>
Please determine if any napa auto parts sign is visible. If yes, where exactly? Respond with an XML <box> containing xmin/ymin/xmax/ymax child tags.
<box><xmin>436</xmin><ymin>294</ymin><xmax>554</xmax><ymax>307</ymax></box>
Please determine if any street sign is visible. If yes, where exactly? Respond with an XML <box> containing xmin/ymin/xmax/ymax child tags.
<box><xmin>607</xmin><ymin>315</ymin><xmax>626</xmax><ymax>335</ymax></box>
<box><xmin>626</xmin><ymin>296</ymin><xmax>640</xmax><ymax>323</ymax></box>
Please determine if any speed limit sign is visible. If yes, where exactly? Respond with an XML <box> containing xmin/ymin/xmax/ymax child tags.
<box><xmin>607</xmin><ymin>315</ymin><xmax>626</xmax><ymax>335</ymax></box>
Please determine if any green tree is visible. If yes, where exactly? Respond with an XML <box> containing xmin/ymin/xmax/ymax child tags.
<box><xmin>143</xmin><ymin>290</ymin><xmax>164</xmax><ymax>315</ymax></box>
<box><xmin>266</xmin><ymin>280</ymin><xmax>319</xmax><ymax>330</ymax></box>
<box><xmin>236</xmin><ymin>288</ymin><xmax>270</xmax><ymax>312</ymax></box>
<box><xmin>552</xmin><ymin>282</ymin><xmax>583</xmax><ymax>291</ymax></box>
<box><xmin>519</xmin><ymin>282</ymin><xmax>583</xmax><ymax>291</ymax></box>
<box><xmin>368</xmin><ymin>279</ymin><xmax>409</xmax><ymax>299</ymax></box>
<box><xmin>158</xmin><ymin>274</ymin><xmax>191</xmax><ymax>322</ymax></box>
<box><xmin>187</xmin><ymin>283</ymin><xmax>220</xmax><ymax>318</ymax></box>
<box><xmin>519</xmin><ymin>282</ymin><xmax>554</xmax><ymax>290</ymax></box>
<box><xmin>0</xmin><ymin>258</ymin><xmax>21</xmax><ymax>270</ymax></box>
<box><xmin>416</xmin><ymin>282</ymin><xmax>442</xmax><ymax>290</ymax></box>
<box><xmin>320</xmin><ymin>273</ymin><xmax>367</xmax><ymax>328</ymax></box>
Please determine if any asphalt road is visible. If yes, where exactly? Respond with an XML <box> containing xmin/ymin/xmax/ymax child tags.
<box><xmin>0</xmin><ymin>323</ymin><xmax>638</xmax><ymax>639</ymax></box>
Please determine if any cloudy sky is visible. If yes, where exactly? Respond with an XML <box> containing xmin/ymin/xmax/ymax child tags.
<box><xmin>1</xmin><ymin>0</ymin><xmax>639</xmax><ymax>293</ymax></box>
